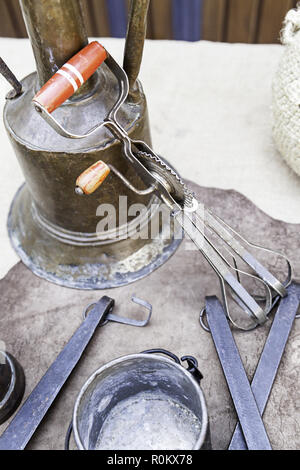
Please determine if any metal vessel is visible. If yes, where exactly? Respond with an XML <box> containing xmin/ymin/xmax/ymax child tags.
<box><xmin>0</xmin><ymin>295</ymin><xmax>152</xmax><ymax>450</ymax></box>
<box><xmin>0</xmin><ymin>351</ymin><xmax>25</xmax><ymax>425</ymax></box>
<box><xmin>4</xmin><ymin>0</ymin><xmax>182</xmax><ymax>289</ymax></box>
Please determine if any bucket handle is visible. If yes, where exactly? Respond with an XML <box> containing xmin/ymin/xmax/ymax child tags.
<box><xmin>65</xmin><ymin>421</ymin><xmax>73</xmax><ymax>451</ymax></box>
<box><xmin>141</xmin><ymin>348</ymin><xmax>181</xmax><ymax>364</ymax></box>
<box><xmin>142</xmin><ymin>349</ymin><xmax>203</xmax><ymax>383</ymax></box>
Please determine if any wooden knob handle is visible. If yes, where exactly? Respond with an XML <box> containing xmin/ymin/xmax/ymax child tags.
<box><xmin>76</xmin><ymin>161</ymin><xmax>110</xmax><ymax>195</ymax></box>
<box><xmin>32</xmin><ymin>42</ymin><xmax>107</xmax><ymax>114</ymax></box>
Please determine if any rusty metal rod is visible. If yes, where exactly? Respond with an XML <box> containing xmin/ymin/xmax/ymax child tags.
<box><xmin>123</xmin><ymin>0</ymin><xmax>150</xmax><ymax>93</ymax></box>
<box><xmin>0</xmin><ymin>57</ymin><xmax>22</xmax><ymax>98</ymax></box>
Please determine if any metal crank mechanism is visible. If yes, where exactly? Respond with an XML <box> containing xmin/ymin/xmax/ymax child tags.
<box><xmin>33</xmin><ymin>42</ymin><xmax>292</xmax><ymax>331</ymax></box>
<box><xmin>0</xmin><ymin>295</ymin><xmax>151</xmax><ymax>450</ymax></box>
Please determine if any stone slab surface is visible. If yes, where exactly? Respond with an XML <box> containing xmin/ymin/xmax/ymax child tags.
<box><xmin>0</xmin><ymin>182</ymin><xmax>299</xmax><ymax>450</ymax></box>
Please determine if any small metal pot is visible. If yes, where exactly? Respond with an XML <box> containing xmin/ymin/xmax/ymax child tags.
<box><xmin>0</xmin><ymin>351</ymin><xmax>25</xmax><ymax>424</ymax></box>
<box><xmin>68</xmin><ymin>349</ymin><xmax>210</xmax><ymax>450</ymax></box>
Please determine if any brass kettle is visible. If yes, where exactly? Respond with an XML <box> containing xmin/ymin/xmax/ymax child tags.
<box><xmin>4</xmin><ymin>0</ymin><xmax>182</xmax><ymax>289</ymax></box>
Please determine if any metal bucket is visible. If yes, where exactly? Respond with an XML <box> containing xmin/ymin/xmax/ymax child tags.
<box><xmin>70</xmin><ymin>350</ymin><xmax>210</xmax><ymax>450</ymax></box>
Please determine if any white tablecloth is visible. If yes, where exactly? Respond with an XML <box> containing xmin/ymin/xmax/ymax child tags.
<box><xmin>0</xmin><ymin>38</ymin><xmax>299</xmax><ymax>279</ymax></box>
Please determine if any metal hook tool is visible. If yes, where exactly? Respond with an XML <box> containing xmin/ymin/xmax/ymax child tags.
<box><xmin>83</xmin><ymin>294</ymin><xmax>152</xmax><ymax>327</ymax></box>
<box><xmin>32</xmin><ymin>41</ymin><xmax>292</xmax><ymax>330</ymax></box>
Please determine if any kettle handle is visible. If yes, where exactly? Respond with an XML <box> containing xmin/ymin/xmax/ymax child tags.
<box><xmin>32</xmin><ymin>41</ymin><xmax>107</xmax><ymax>114</ymax></box>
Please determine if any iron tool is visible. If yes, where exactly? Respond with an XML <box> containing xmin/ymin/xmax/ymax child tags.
<box><xmin>205</xmin><ymin>296</ymin><xmax>272</xmax><ymax>450</ymax></box>
<box><xmin>203</xmin><ymin>286</ymin><xmax>300</xmax><ymax>450</ymax></box>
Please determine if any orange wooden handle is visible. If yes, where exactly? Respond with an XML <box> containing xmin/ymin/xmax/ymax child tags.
<box><xmin>76</xmin><ymin>161</ymin><xmax>110</xmax><ymax>195</ymax></box>
<box><xmin>32</xmin><ymin>42</ymin><xmax>107</xmax><ymax>114</ymax></box>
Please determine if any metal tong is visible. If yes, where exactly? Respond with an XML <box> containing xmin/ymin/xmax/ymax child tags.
<box><xmin>32</xmin><ymin>42</ymin><xmax>292</xmax><ymax>330</ymax></box>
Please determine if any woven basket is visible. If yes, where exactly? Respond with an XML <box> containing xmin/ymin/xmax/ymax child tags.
<box><xmin>272</xmin><ymin>6</ymin><xmax>300</xmax><ymax>176</ymax></box>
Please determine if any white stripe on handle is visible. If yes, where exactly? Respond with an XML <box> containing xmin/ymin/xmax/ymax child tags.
<box><xmin>57</xmin><ymin>69</ymin><xmax>78</xmax><ymax>93</ymax></box>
